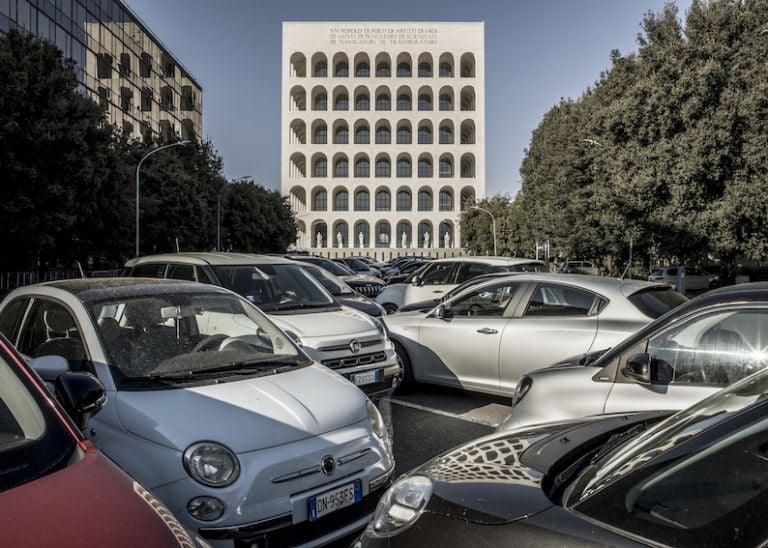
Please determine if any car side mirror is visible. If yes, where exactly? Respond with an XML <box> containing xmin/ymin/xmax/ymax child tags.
<box><xmin>31</xmin><ymin>355</ymin><xmax>70</xmax><ymax>382</ymax></box>
<box><xmin>411</xmin><ymin>275</ymin><xmax>422</xmax><ymax>286</ymax></box>
<box><xmin>434</xmin><ymin>304</ymin><xmax>453</xmax><ymax>321</ymax></box>
<box><xmin>623</xmin><ymin>353</ymin><xmax>654</xmax><ymax>385</ymax></box>
<box><xmin>54</xmin><ymin>372</ymin><xmax>106</xmax><ymax>431</ymax></box>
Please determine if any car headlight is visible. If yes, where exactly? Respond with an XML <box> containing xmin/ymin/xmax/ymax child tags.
<box><xmin>370</xmin><ymin>475</ymin><xmax>433</xmax><ymax>537</ymax></box>
<box><xmin>183</xmin><ymin>442</ymin><xmax>240</xmax><ymax>487</ymax></box>
<box><xmin>512</xmin><ymin>376</ymin><xmax>533</xmax><ymax>407</ymax></box>
<box><xmin>372</xmin><ymin>317</ymin><xmax>390</xmax><ymax>341</ymax></box>
<box><xmin>367</xmin><ymin>400</ymin><xmax>386</xmax><ymax>439</ymax></box>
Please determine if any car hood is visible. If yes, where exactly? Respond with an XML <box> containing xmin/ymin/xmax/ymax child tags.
<box><xmin>336</xmin><ymin>294</ymin><xmax>383</xmax><ymax>317</ymax></box>
<box><xmin>115</xmin><ymin>364</ymin><xmax>366</xmax><ymax>453</ymax></box>
<box><xmin>269</xmin><ymin>305</ymin><xmax>377</xmax><ymax>342</ymax></box>
<box><xmin>340</xmin><ymin>273</ymin><xmax>383</xmax><ymax>285</ymax></box>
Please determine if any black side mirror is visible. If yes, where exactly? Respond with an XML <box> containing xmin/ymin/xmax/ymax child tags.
<box><xmin>54</xmin><ymin>372</ymin><xmax>106</xmax><ymax>431</ymax></box>
<box><xmin>623</xmin><ymin>354</ymin><xmax>653</xmax><ymax>385</ymax></box>
<box><xmin>411</xmin><ymin>275</ymin><xmax>422</xmax><ymax>286</ymax></box>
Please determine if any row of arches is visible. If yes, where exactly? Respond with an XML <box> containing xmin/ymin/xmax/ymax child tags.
<box><xmin>289</xmin><ymin>152</ymin><xmax>476</xmax><ymax>179</ymax></box>
<box><xmin>288</xmin><ymin>52</ymin><xmax>476</xmax><ymax>79</ymax></box>
<box><xmin>300</xmin><ymin>219</ymin><xmax>457</xmax><ymax>249</ymax></box>
<box><xmin>287</xmin><ymin>119</ymin><xmax>476</xmax><ymax>146</ymax></box>
<box><xmin>289</xmin><ymin>185</ymin><xmax>476</xmax><ymax>213</ymax></box>
<box><xmin>288</xmin><ymin>85</ymin><xmax>475</xmax><ymax>112</ymax></box>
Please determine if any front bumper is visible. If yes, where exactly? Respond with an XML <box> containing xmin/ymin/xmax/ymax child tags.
<box><xmin>310</xmin><ymin>347</ymin><xmax>402</xmax><ymax>401</ymax></box>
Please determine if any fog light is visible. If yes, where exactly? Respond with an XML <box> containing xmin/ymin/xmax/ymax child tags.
<box><xmin>187</xmin><ymin>496</ymin><xmax>225</xmax><ymax>521</ymax></box>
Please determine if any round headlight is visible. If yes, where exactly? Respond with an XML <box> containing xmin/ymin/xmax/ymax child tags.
<box><xmin>371</xmin><ymin>475</ymin><xmax>433</xmax><ymax>537</ymax></box>
<box><xmin>183</xmin><ymin>442</ymin><xmax>240</xmax><ymax>487</ymax></box>
<box><xmin>367</xmin><ymin>400</ymin><xmax>387</xmax><ymax>439</ymax></box>
<box><xmin>187</xmin><ymin>496</ymin><xmax>225</xmax><ymax>521</ymax></box>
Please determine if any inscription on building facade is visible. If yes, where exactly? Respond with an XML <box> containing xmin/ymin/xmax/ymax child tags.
<box><xmin>329</xmin><ymin>27</ymin><xmax>438</xmax><ymax>46</ymax></box>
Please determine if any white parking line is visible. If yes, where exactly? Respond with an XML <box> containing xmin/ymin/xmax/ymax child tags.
<box><xmin>389</xmin><ymin>397</ymin><xmax>501</xmax><ymax>428</ymax></box>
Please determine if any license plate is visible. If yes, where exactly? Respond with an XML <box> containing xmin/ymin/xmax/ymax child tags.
<box><xmin>351</xmin><ymin>369</ymin><xmax>382</xmax><ymax>386</ymax></box>
<box><xmin>309</xmin><ymin>480</ymin><xmax>362</xmax><ymax>521</ymax></box>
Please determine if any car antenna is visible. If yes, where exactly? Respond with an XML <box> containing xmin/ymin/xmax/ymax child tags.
<box><xmin>76</xmin><ymin>261</ymin><xmax>85</xmax><ymax>279</ymax></box>
<box><xmin>619</xmin><ymin>262</ymin><xmax>631</xmax><ymax>280</ymax></box>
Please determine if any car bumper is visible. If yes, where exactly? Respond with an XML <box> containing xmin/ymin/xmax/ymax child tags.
<box><xmin>309</xmin><ymin>347</ymin><xmax>402</xmax><ymax>401</ymax></box>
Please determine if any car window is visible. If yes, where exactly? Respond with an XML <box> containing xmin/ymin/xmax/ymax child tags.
<box><xmin>130</xmin><ymin>263</ymin><xmax>166</xmax><ymax>278</ymax></box>
<box><xmin>525</xmin><ymin>284</ymin><xmax>596</xmax><ymax>317</ymax></box>
<box><xmin>167</xmin><ymin>264</ymin><xmax>195</xmax><ymax>281</ymax></box>
<box><xmin>667</xmin><ymin>267</ymin><xmax>678</xmax><ymax>276</ymax></box>
<box><xmin>0</xmin><ymin>298</ymin><xmax>30</xmax><ymax>343</ymax></box>
<box><xmin>448</xmin><ymin>282</ymin><xmax>522</xmax><ymax>317</ymax></box>
<box><xmin>454</xmin><ymin>262</ymin><xmax>493</xmax><ymax>283</ymax></box>
<box><xmin>628</xmin><ymin>288</ymin><xmax>688</xmax><ymax>319</ymax></box>
<box><xmin>645</xmin><ymin>308</ymin><xmax>768</xmax><ymax>385</ymax></box>
<box><xmin>420</xmin><ymin>262</ymin><xmax>455</xmax><ymax>285</ymax></box>
<box><xmin>195</xmin><ymin>267</ymin><xmax>213</xmax><ymax>284</ymax></box>
<box><xmin>16</xmin><ymin>300</ymin><xmax>89</xmax><ymax>372</ymax></box>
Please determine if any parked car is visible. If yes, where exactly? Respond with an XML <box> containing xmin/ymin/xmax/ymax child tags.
<box><xmin>353</xmin><ymin>256</ymin><xmax>397</xmax><ymax>278</ymax></box>
<box><xmin>385</xmin><ymin>274</ymin><xmax>686</xmax><ymax>395</ymax></box>
<box><xmin>375</xmin><ymin>257</ymin><xmax>546</xmax><ymax>314</ymax></box>
<box><xmin>287</xmin><ymin>255</ymin><xmax>385</xmax><ymax>297</ymax></box>
<box><xmin>383</xmin><ymin>261</ymin><xmax>429</xmax><ymax>286</ymax></box>
<box><xmin>558</xmin><ymin>260</ymin><xmax>600</xmax><ymax>275</ymax></box>
<box><xmin>0</xmin><ymin>279</ymin><xmax>395</xmax><ymax>547</ymax></box>
<box><xmin>648</xmin><ymin>265</ymin><xmax>718</xmax><ymax>291</ymax></box>
<box><xmin>397</xmin><ymin>272</ymin><xmax>526</xmax><ymax>313</ymax></box>
<box><xmin>296</xmin><ymin>262</ymin><xmax>386</xmax><ymax>317</ymax></box>
<box><xmin>356</xmin><ymin>367</ymin><xmax>768</xmax><ymax>547</ymax></box>
<box><xmin>0</xmin><ymin>332</ymin><xmax>201</xmax><ymax>547</ymax></box>
<box><xmin>123</xmin><ymin>253</ymin><xmax>400</xmax><ymax>400</ymax></box>
<box><xmin>500</xmin><ymin>281</ymin><xmax>768</xmax><ymax>430</ymax></box>
<box><xmin>336</xmin><ymin>257</ymin><xmax>382</xmax><ymax>278</ymax></box>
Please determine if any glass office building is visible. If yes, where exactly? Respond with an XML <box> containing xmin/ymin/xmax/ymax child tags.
<box><xmin>0</xmin><ymin>0</ymin><xmax>202</xmax><ymax>142</ymax></box>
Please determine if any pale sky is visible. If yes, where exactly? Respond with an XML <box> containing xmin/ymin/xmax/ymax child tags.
<box><xmin>126</xmin><ymin>0</ymin><xmax>691</xmax><ymax>197</ymax></box>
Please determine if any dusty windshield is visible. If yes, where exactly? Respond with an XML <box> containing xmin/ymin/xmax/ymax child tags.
<box><xmin>212</xmin><ymin>264</ymin><xmax>337</xmax><ymax>312</ymax></box>
<box><xmin>302</xmin><ymin>266</ymin><xmax>354</xmax><ymax>297</ymax></box>
<box><xmin>92</xmin><ymin>292</ymin><xmax>305</xmax><ymax>382</ymax></box>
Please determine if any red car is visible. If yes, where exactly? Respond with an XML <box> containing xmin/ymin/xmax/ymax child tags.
<box><xmin>0</xmin><ymin>335</ymin><xmax>201</xmax><ymax>547</ymax></box>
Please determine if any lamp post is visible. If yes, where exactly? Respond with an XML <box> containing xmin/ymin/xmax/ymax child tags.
<box><xmin>471</xmin><ymin>205</ymin><xmax>497</xmax><ymax>256</ymax></box>
<box><xmin>135</xmin><ymin>140</ymin><xmax>190</xmax><ymax>256</ymax></box>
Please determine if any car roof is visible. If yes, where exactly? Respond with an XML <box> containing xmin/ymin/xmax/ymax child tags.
<box><xmin>125</xmin><ymin>252</ymin><xmax>295</xmax><ymax>267</ymax></box>
<box><xmin>26</xmin><ymin>278</ymin><xmax>231</xmax><ymax>303</ymax></box>
<box><xmin>430</xmin><ymin>256</ymin><xmax>544</xmax><ymax>266</ymax></box>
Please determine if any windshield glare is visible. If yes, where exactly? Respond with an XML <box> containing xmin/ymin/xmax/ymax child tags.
<box><xmin>92</xmin><ymin>293</ymin><xmax>303</xmax><ymax>380</ymax></box>
<box><xmin>212</xmin><ymin>264</ymin><xmax>335</xmax><ymax>310</ymax></box>
<box><xmin>302</xmin><ymin>267</ymin><xmax>353</xmax><ymax>296</ymax></box>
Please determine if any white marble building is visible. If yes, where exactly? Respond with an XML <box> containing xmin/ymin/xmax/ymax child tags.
<box><xmin>282</xmin><ymin>22</ymin><xmax>484</xmax><ymax>258</ymax></box>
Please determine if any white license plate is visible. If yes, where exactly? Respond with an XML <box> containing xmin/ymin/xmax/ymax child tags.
<box><xmin>309</xmin><ymin>480</ymin><xmax>362</xmax><ymax>521</ymax></box>
<box><xmin>351</xmin><ymin>369</ymin><xmax>381</xmax><ymax>386</ymax></box>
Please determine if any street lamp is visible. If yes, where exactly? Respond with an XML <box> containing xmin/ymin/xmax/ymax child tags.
<box><xmin>470</xmin><ymin>205</ymin><xmax>497</xmax><ymax>256</ymax></box>
<box><xmin>135</xmin><ymin>140</ymin><xmax>191</xmax><ymax>256</ymax></box>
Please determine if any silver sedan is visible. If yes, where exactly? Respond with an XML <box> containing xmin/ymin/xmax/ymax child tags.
<box><xmin>383</xmin><ymin>273</ymin><xmax>686</xmax><ymax>396</ymax></box>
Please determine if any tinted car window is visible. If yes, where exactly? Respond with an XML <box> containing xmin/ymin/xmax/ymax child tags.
<box><xmin>17</xmin><ymin>300</ymin><xmax>88</xmax><ymax>372</ymax></box>
<box><xmin>629</xmin><ymin>288</ymin><xmax>688</xmax><ymax>319</ymax></box>
<box><xmin>0</xmin><ymin>298</ymin><xmax>29</xmax><ymax>343</ymax></box>
<box><xmin>420</xmin><ymin>262</ymin><xmax>455</xmax><ymax>285</ymax></box>
<box><xmin>448</xmin><ymin>282</ymin><xmax>522</xmax><ymax>317</ymax></box>
<box><xmin>131</xmin><ymin>263</ymin><xmax>166</xmax><ymax>278</ymax></box>
<box><xmin>454</xmin><ymin>262</ymin><xmax>493</xmax><ymax>283</ymax></box>
<box><xmin>195</xmin><ymin>267</ymin><xmax>213</xmax><ymax>284</ymax></box>
<box><xmin>167</xmin><ymin>264</ymin><xmax>195</xmax><ymax>281</ymax></box>
<box><xmin>525</xmin><ymin>284</ymin><xmax>595</xmax><ymax>317</ymax></box>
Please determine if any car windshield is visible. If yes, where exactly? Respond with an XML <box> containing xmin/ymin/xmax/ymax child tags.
<box><xmin>212</xmin><ymin>264</ymin><xmax>336</xmax><ymax>311</ymax></box>
<box><xmin>91</xmin><ymin>292</ymin><xmax>306</xmax><ymax>384</ymax></box>
<box><xmin>0</xmin><ymin>342</ymin><xmax>76</xmax><ymax>492</ymax></box>
<box><xmin>345</xmin><ymin>258</ymin><xmax>369</xmax><ymax>270</ymax></box>
<box><xmin>295</xmin><ymin>257</ymin><xmax>353</xmax><ymax>277</ymax></box>
<box><xmin>301</xmin><ymin>266</ymin><xmax>355</xmax><ymax>296</ymax></box>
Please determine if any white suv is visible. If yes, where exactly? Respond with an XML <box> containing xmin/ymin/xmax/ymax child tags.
<box><xmin>375</xmin><ymin>257</ymin><xmax>546</xmax><ymax>313</ymax></box>
<box><xmin>124</xmin><ymin>253</ymin><xmax>401</xmax><ymax>400</ymax></box>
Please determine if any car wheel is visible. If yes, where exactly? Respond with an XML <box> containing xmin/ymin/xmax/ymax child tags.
<box><xmin>383</xmin><ymin>303</ymin><xmax>399</xmax><ymax>315</ymax></box>
<box><xmin>393</xmin><ymin>340</ymin><xmax>415</xmax><ymax>392</ymax></box>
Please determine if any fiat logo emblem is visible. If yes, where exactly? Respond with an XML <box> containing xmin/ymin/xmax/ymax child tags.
<box><xmin>349</xmin><ymin>340</ymin><xmax>361</xmax><ymax>354</ymax></box>
<box><xmin>321</xmin><ymin>455</ymin><xmax>336</xmax><ymax>476</ymax></box>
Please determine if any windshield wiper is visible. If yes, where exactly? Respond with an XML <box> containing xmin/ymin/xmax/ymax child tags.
<box><xmin>120</xmin><ymin>373</ymin><xmax>196</xmax><ymax>384</ymax></box>
<box><xmin>589</xmin><ymin>422</ymin><xmax>648</xmax><ymax>465</ymax></box>
<box><xmin>187</xmin><ymin>358</ymin><xmax>299</xmax><ymax>375</ymax></box>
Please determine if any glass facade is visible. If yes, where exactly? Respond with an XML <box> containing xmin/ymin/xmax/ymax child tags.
<box><xmin>0</xmin><ymin>0</ymin><xmax>203</xmax><ymax>142</ymax></box>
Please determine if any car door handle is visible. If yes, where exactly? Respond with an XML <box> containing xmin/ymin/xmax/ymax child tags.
<box><xmin>432</xmin><ymin>290</ymin><xmax>444</xmax><ymax>294</ymax></box>
<box><xmin>477</xmin><ymin>327</ymin><xmax>498</xmax><ymax>334</ymax></box>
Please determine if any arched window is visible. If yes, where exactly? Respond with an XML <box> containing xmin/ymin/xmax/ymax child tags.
<box><xmin>355</xmin><ymin>125</ymin><xmax>370</xmax><ymax>144</ymax></box>
<box><xmin>375</xmin><ymin>158</ymin><xmax>391</xmax><ymax>177</ymax></box>
<box><xmin>356</xmin><ymin>62</ymin><xmax>370</xmax><ymax>77</ymax></box>
<box><xmin>418</xmin><ymin>62</ymin><xmax>432</xmax><ymax>77</ymax></box>
<box><xmin>355</xmin><ymin>222</ymin><xmax>370</xmax><ymax>246</ymax></box>
<box><xmin>439</xmin><ymin>190</ymin><xmax>453</xmax><ymax>211</ymax></box>
<box><xmin>314</xmin><ymin>124</ymin><xmax>327</xmax><ymax>144</ymax></box>
<box><xmin>376</xmin><ymin>126</ymin><xmax>391</xmax><ymax>144</ymax></box>
<box><xmin>396</xmin><ymin>94</ymin><xmax>411</xmax><ymax>110</ymax></box>
<box><xmin>334</xmin><ymin>222</ymin><xmax>348</xmax><ymax>247</ymax></box>
<box><xmin>335</xmin><ymin>62</ymin><xmax>349</xmax><ymax>77</ymax></box>
<box><xmin>396</xmin><ymin>126</ymin><xmax>412</xmax><ymax>144</ymax></box>
<box><xmin>334</xmin><ymin>94</ymin><xmax>349</xmax><ymax>110</ymax></box>
<box><xmin>396</xmin><ymin>222</ymin><xmax>412</xmax><ymax>247</ymax></box>
<box><xmin>334</xmin><ymin>190</ymin><xmax>349</xmax><ymax>210</ymax></box>
<box><xmin>397</xmin><ymin>62</ymin><xmax>411</xmax><ymax>77</ymax></box>
<box><xmin>418</xmin><ymin>190</ymin><xmax>433</xmax><ymax>211</ymax></box>
<box><xmin>376</xmin><ymin>222</ymin><xmax>391</xmax><ymax>248</ymax></box>
<box><xmin>418</xmin><ymin>126</ymin><xmax>432</xmax><ymax>144</ymax></box>
<box><xmin>439</xmin><ymin>125</ymin><xmax>453</xmax><ymax>144</ymax></box>
<box><xmin>355</xmin><ymin>190</ymin><xmax>370</xmax><ymax>211</ymax></box>
<box><xmin>314</xmin><ymin>61</ymin><xmax>327</xmax><ymax>77</ymax></box>
<box><xmin>334</xmin><ymin>159</ymin><xmax>348</xmax><ymax>177</ymax></box>
<box><xmin>355</xmin><ymin>94</ymin><xmax>369</xmax><ymax>110</ymax></box>
<box><xmin>355</xmin><ymin>158</ymin><xmax>370</xmax><ymax>177</ymax></box>
<box><xmin>397</xmin><ymin>190</ymin><xmax>412</xmax><ymax>211</ymax></box>
<box><xmin>334</xmin><ymin>126</ymin><xmax>349</xmax><ymax>144</ymax></box>
<box><xmin>396</xmin><ymin>158</ymin><xmax>412</xmax><ymax>177</ymax></box>
<box><xmin>313</xmin><ymin>157</ymin><xmax>327</xmax><ymax>177</ymax></box>
<box><xmin>418</xmin><ymin>159</ymin><xmax>433</xmax><ymax>177</ymax></box>
<box><xmin>376</xmin><ymin>94</ymin><xmax>391</xmax><ymax>110</ymax></box>
<box><xmin>439</xmin><ymin>94</ymin><xmax>452</xmax><ymax>111</ymax></box>
<box><xmin>418</xmin><ymin>94</ymin><xmax>432</xmax><ymax>111</ymax></box>
<box><xmin>439</xmin><ymin>62</ymin><xmax>452</xmax><ymax>77</ymax></box>
<box><xmin>376</xmin><ymin>190</ymin><xmax>391</xmax><ymax>211</ymax></box>
<box><xmin>439</xmin><ymin>158</ymin><xmax>453</xmax><ymax>177</ymax></box>
<box><xmin>314</xmin><ymin>93</ymin><xmax>327</xmax><ymax>110</ymax></box>
<box><xmin>376</xmin><ymin>62</ymin><xmax>390</xmax><ymax>77</ymax></box>
<box><xmin>313</xmin><ymin>190</ymin><xmax>327</xmax><ymax>210</ymax></box>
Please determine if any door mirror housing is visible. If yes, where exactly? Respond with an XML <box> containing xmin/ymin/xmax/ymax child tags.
<box><xmin>623</xmin><ymin>353</ymin><xmax>654</xmax><ymax>385</ymax></box>
<box><xmin>31</xmin><ymin>355</ymin><xmax>70</xmax><ymax>382</ymax></box>
<box><xmin>411</xmin><ymin>275</ymin><xmax>422</xmax><ymax>286</ymax></box>
<box><xmin>434</xmin><ymin>304</ymin><xmax>453</xmax><ymax>320</ymax></box>
<box><xmin>54</xmin><ymin>372</ymin><xmax>106</xmax><ymax>431</ymax></box>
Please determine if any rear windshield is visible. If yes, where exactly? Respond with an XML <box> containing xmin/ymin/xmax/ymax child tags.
<box><xmin>628</xmin><ymin>287</ymin><xmax>688</xmax><ymax>319</ymax></box>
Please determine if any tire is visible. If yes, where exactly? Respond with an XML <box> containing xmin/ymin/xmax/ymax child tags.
<box><xmin>383</xmin><ymin>303</ymin><xmax>399</xmax><ymax>315</ymax></box>
<box><xmin>393</xmin><ymin>340</ymin><xmax>415</xmax><ymax>392</ymax></box>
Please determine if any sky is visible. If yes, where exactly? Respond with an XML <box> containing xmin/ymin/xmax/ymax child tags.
<box><xmin>126</xmin><ymin>0</ymin><xmax>692</xmax><ymax>197</ymax></box>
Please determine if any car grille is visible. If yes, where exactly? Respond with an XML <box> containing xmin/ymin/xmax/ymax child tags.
<box><xmin>321</xmin><ymin>351</ymin><xmax>387</xmax><ymax>370</ymax></box>
<box><xmin>317</xmin><ymin>339</ymin><xmax>383</xmax><ymax>353</ymax></box>
<box><xmin>349</xmin><ymin>284</ymin><xmax>383</xmax><ymax>297</ymax></box>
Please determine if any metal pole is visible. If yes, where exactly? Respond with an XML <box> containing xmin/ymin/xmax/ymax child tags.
<box><xmin>217</xmin><ymin>193</ymin><xmax>222</xmax><ymax>251</ymax></box>
<box><xmin>471</xmin><ymin>205</ymin><xmax>497</xmax><ymax>256</ymax></box>
<box><xmin>628</xmin><ymin>237</ymin><xmax>633</xmax><ymax>279</ymax></box>
<box><xmin>134</xmin><ymin>141</ymin><xmax>190</xmax><ymax>257</ymax></box>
